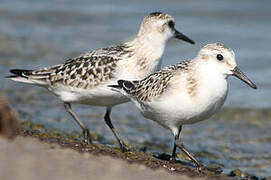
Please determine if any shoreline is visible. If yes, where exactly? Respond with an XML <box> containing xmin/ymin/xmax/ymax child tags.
<box><xmin>0</xmin><ymin>98</ymin><xmax>269</xmax><ymax>179</ymax></box>
<box><xmin>0</xmin><ymin>127</ymin><xmax>262</xmax><ymax>180</ymax></box>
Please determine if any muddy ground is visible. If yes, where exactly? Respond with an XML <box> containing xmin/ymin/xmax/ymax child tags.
<box><xmin>0</xmin><ymin>126</ymin><xmax>265</xmax><ymax>180</ymax></box>
<box><xmin>0</xmin><ymin>99</ymin><xmax>270</xmax><ymax>180</ymax></box>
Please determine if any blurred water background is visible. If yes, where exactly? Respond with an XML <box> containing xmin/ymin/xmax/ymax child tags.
<box><xmin>0</xmin><ymin>0</ymin><xmax>271</xmax><ymax>177</ymax></box>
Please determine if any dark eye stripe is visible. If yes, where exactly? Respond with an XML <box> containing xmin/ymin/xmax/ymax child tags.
<box><xmin>168</xmin><ymin>20</ymin><xmax>175</xmax><ymax>29</ymax></box>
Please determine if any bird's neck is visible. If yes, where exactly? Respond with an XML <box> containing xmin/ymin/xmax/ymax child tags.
<box><xmin>126</xmin><ymin>35</ymin><xmax>167</xmax><ymax>72</ymax></box>
<box><xmin>131</xmin><ymin>35</ymin><xmax>167</xmax><ymax>56</ymax></box>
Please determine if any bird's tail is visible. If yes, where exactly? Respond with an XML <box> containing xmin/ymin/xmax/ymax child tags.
<box><xmin>7</xmin><ymin>69</ymin><xmax>50</xmax><ymax>86</ymax></box>
<box><xmin>108</xmin><ymin>80</ymin><xmax>134</xmax><ymax>94</ymax></box>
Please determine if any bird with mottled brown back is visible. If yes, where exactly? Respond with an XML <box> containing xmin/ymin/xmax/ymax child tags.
<box><xmin>7</xmin><ymin>12</ymin><xmax>195</xmax><ymax>152</ymax></box>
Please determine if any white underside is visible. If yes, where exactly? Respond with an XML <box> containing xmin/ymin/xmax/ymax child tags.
<box><xmin>51</xmin><ymin>79</ymin><xmax>129</xmax><ymax>107</ymax></box>
<box><xmin>138</xmin><ymin>90</ymin><xmax>227</xmax><ymax>134</ymax></box>
<box><xmin>130</xmin><ymin>68</ymin><xmax>229</xmax><ymax>135</ymax></box>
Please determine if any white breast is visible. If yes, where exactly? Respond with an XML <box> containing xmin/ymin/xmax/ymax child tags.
<box><xmin>138</xmin><ymin>68</ymin><xmax>229</xmax><ymax>131</ymax></box>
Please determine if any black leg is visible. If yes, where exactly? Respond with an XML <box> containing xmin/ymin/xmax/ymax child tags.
<box><xmin>104</xmin><ymin>107</ymin><xmax>129</xmax><ymax>152</ymax></box>
<box><xmin>175</xmin><ymin>138</ymin><xmax>203</xmax><ymax>168</ymax></box>
<box><xmin>64</xmin><ymin>102</ymin><xmax>92</xmax><ymax>144</ymax></box>
<box><xmin>171</xmin><ymin>125</ymin><xmax>182</xmax><ymax>161</ymax></box>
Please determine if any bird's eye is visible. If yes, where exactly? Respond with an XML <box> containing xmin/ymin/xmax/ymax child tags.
<box><xmin>216</xmin><ymin>54</ymin><xmax>223</xmax><ymax>61</ymax></box>
<box><xmin>168</xmin><ymin>20</ymin><xmax>175</xmax><ymax>29</ymax></box>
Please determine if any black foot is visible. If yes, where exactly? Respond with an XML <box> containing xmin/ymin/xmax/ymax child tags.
<box><xmin>119</xmin><ymin>140</ymin><xmax>131</xmax><ymax>152</ymax></box>
<box><xmin>82</xmin><ymin>128</ymin><xmax>92</xmax><ymax>145</ymax></box>
<box><xmin>154</xmin><ymin>153</ymin><xmax>171</xmax><ymax>161</ymax></box>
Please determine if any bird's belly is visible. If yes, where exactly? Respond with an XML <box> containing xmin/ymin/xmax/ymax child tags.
<box><xmin>140</xmin><ymin>90</ymin><xmax>227</xmax><ymax>129</ymax></box>
<box><xmin>51</xmin><ymin>84</ymin><xmax>129</xmax><ymax>107</ymax></box>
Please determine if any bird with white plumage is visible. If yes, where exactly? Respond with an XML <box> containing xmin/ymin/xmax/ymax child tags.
<box><xmin>7</xmin><ymin>12</ymin><xmax>194</xmax><ymax>152</ymax></box>
<box><xmin>110</xmin><ymin>43</ymin><xmax>257</xmax><ymax>167</ymax></box>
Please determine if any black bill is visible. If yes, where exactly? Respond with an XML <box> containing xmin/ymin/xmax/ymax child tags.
<box><xmin>232</xmin><ymin>67</ymin><xmax>257</xmax><ymax>89</ymax></box>
<box><xmin>174</xmin><ymin>30</ymin><xmax>195</xmax><ymax>44</ymax></box>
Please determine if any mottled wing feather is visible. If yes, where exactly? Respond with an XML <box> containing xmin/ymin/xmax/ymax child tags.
<box><xmin>81</xmin><ymin>45</ymin><xmax>131</xmax><ymax>58</ymax></box>
<box><xmin>31</xmin><ymin>44</ymin><xmax>131</xmax><ymax>89</ymax></box>
<box><xmin>50</xmin><ymin>55</ymin><xmax>118</xmax><ymax>89</ymax></box>
<box><xmin>122</xmin><ymin>60</ymin><xmax>190</xmax><ymax>102</ymax></box>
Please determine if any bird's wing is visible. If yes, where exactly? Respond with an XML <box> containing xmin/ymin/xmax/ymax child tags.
<box><xmin>9</xmin><ymin>44</ymin><xmax>131</xmax><ymax>89</ymax></box>
<box><xmin>119</xmin><ymin>61</ymin><xmax>190</xmax><ymax>102</ymax></box>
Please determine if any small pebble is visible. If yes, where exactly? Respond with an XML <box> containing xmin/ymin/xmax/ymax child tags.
<box><xmin>229</xmin><ymin>169</ymin><xmax>242</xmax><ymax>177</ymax></box>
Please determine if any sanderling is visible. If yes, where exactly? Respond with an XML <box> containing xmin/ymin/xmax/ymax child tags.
<box><xmin>109</xmin><ymin>43</ymin><xmax>257</xmax><ymax>166</ymax></box>
<box><xmin>7</xmin><ymin>12</ymin><xmax>194</xmax><ymax>151</ymax></box>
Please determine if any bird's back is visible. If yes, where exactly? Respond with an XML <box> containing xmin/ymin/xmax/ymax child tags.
<box><xmin>9</xmin><ymin>44</ymin><xmax>131</xmax><ymax>88</ymax></box>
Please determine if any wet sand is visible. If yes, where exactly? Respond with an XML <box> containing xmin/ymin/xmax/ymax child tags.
<box><xmin>1</xmin><ymin>127</ymin><xmax>264</xmax><ymax>180</ymax></box>
<box><xmin>0</xmin><ymin>99</ymin><xmax>270</xmax><ymax>179</ymax></box>
<box><xmin>0</xmin><ymin>136</ymin><xmax>205</xmax><ymax>180</ymax></box>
